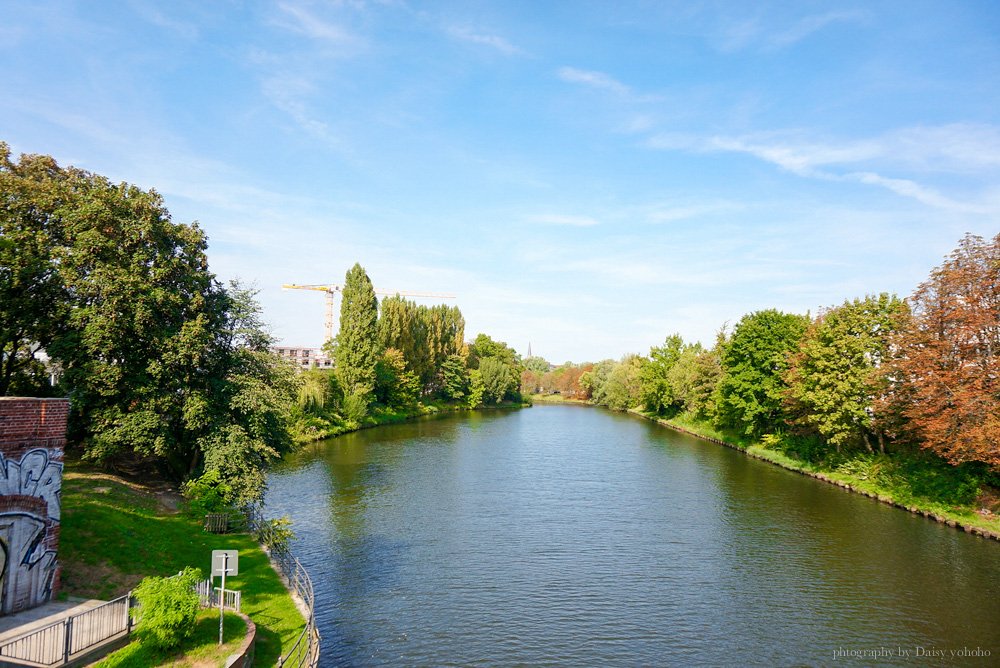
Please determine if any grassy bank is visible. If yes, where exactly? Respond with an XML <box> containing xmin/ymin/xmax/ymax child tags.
<box><xmin>633</xmin><ymin>409</ymin><xmax>1000</xmax><ymax>541</ymax></box>
<box><xmin>294</xmin><ymin>399</ymin><xmax>528</xmax><ymax>443</ymax></box>
<box><xmin>96</xmin><ymin>610</ymin><xmax>246</xmax><ymax>667</ymax></box>
<box><xmin>529</xmin><ymin>393</ymin><xmax>589</xmax><ymax>404</ymax></box>
<box><xmin>60</xmin><ymin>458</ymin><xmax>306</xmax><ymax>666</ymax></box>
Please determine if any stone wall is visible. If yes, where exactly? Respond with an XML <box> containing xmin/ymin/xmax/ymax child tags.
<box><xmin>0</xmin><ymin>397</ymin><xmax>67</xmax><ymax>615</ymax></box>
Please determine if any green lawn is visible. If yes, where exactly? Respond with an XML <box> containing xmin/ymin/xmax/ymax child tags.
<box><xmin>96</xmin><ymin>610</ymin><xmax>246</xmax><ymax>667</ymax></box>
<box><xmin>59</xmin><ymin>459</ymin><xmax>306</xmax><ymax>666</ymax></box>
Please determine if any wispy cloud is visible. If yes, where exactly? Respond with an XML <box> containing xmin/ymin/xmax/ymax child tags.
<box><xmin>646</xmin><ymin>124</ymin><xmax>1000</xmax><ymax>213</ymax></box>
<box><xmin>527</xmin><ymin>214</ymin><xmax>600</xmax><ymax>227</ymax></box>
<box><xmin>446</xmin><ymin>25</ymin><xmax>522</xmax><ymax>55</ymax></box>
<box><xmin>768</xmin><ymin>11</ymin><xmax>868</xmax><ymax>49</ymax></box>
<box><xmin>128</xmin><ymin>2</ymin><xmax>199</xmax><ymax>40</ymax></box>
<box><xmin>259</xmin><ymin>75</ymin><xmax>347</xmax><ymax>150</ymax></box>
<box><xmin>715</xmin><ymin>10</ymin><xmax>868</xmax><ymax>52</ymax></box>
<box><xmin>557</xmin><ymin>67</ymin><xmax>631</xmax><ymax>96</ymax></box>
<box><xmin>273</xmin><ymin>2</ymin><xmax>361</xmax><ymax>46</ymax></box>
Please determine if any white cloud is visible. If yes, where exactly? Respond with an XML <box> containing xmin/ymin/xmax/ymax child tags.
<box><xmin>446</xmin><ymin>26</ymin><xmax>522</xmax><ymax>55</ymax></box>
<box><xmin>273</xmin><ymin>2</ymin><xmax>361</xmax><ymax>46</ymax></box>
<box><xmin>646</xmin><ymin>124</ymin><xmax>1000</xmax><ymax>213</ymax></box>
<box><xmin>557</xmin><ymin>67</ymin><xmax>631</xmax><ymax>96</ymax></box>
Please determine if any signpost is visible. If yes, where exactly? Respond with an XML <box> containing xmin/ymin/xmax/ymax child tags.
<box><xmin>211</xmin><ymin>550</ymin><xmax>239</xmax><ymax>645</ymax></box>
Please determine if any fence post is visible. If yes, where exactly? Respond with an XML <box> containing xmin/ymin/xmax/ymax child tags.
<box><xmin>63</xmin><ymin>616</ymin><xmax>73</xmax><ymax>663</ymax></box>
<box><xmin>127</xmin><ymin>590</ymin><xmax>134</xmax><ymax>632</ymax></box>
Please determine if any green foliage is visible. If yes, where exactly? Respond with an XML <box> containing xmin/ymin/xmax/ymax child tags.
<box><xmin>467</xmin><ymin>368</ymin><xmax>486</xmax><ymax>408</ymax></box>
<box><xmin>60</xmin><ymin>465</ymin><xmax>305</xmax><ymax>665</ymax></box>
<box><xmin>468</xmin><ymin>333</ymin><xmax>519</xmax><ymax>370</ymax></box>
<box><xmin>439</xmin><ymin>353</ymin><xmax>470</xmax><ymax>401</ymax></box>
<box><xmin>256</xmin><ymin>515</ymin><xmax>295</xmax><ymax>553</ymax></box>
<box><xmin>374</xmin><ymin>347</ymin><xmax>421</xmax><ymax>407</ymax></box>
<box><xmin>180</xmin><ymin>470</ymin><xmax>233</xmax><ymax>517</ymax></box>
<box><xmin>715</xmin><ymin>309</ymin><xmax>809</xmax><ymax>438</ymax></box>
<box><xmin>341</xmin><ymin>390</ymin><xmax>369</xmax><ymax>427</ymax></box>
<box><xmin>478</xmin><ymin>356</ymin><xmax>517</xmax><ymax>404</ymax></box>
<box><xmin>785</xmin><ymin>294</ymin><xmax>909</xmax><ymax>453</ymax></box>
<box><xmin>640</xmin><ymin>333</ymin><xmax>692</xmax><ymax>415</ymax></box>
<box><xmin>378</xmin><ymin>295</ymin><xmax>432</xmax><ymax>384</ymax></box>
<box><xmin>335</xmin><ymin>263</ymin><xmax>380</xmax><ymax>415</ymax></box>
<box><xmin>298</xmin><ymin>369</ymin><xmax>337</xmax><ymax>414</ymax></box>
<box><xmin>1</xmin><ymin>147</ymin><xmax>299</xmax><ymax>502</ymax></box>
<box><xmin>131</xmin><ymin>568</ymin><xmax>201</xmax><ymax>650</ymax></box>
<box><xmin>98</xmin><ymin>610</ymin><xmax>246</xmax><ymax>668</ymax></box>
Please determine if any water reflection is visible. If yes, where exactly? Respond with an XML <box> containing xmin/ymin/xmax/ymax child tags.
<box><xmin>266</xmin><ymin>406</ymin><xmax>1000</xmax><ymax>667</ymax></box>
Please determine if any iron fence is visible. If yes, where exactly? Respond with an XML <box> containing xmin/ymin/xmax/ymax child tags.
<box><xmin>0</xmin><ymin>593</ymin><xmax>132</xmax><ymax>667</ymax></box>
<box><xmin>242</xmin><ymin>504</ymin><xmax>320</xmax><ymax>668</ymax></box>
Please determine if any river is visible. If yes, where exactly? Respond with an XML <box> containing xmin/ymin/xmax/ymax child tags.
<box><xmin>264</xmin><ymin>404</ymin><xmax>1000</xmax><ymax>666</ymax></box>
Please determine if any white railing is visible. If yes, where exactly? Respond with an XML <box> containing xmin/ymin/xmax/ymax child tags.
<box><xmin>195</xmin><ymin>579</ymin><xmax>242</xmax><ymax>612</ymax></box>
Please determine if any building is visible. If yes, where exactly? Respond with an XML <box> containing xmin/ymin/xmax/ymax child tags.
<box><xmin>272</xmin><ymin>346</ymin><xmax>334</xmax><ymax>370</ymax></box>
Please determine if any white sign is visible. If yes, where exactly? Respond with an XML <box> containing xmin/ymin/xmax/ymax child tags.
<box><xmin>211</xmin><ymin>549</ymin><xmax>239</xmax><ymax>577</ymax></box>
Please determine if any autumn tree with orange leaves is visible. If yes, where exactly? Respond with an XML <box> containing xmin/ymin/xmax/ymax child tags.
<box><xmin>889</xmin><ymin>233</ymin><xmax>1000</xmax><ymax>470</ymax></box>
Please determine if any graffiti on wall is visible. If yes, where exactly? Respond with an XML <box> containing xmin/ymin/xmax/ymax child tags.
<box><xmin>0</xmin><ymin>448</ymin><xmax>62</xmax><ymax>614</ymax></box>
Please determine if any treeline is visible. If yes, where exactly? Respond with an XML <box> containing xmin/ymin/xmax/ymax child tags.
<box><xmin>534</xmin><ymin>233</ymin><xmax>1000</xmax><ymax>480</ymax></box>
<box><xmin>1</xmin><ymin>144</ymin><xmax>297</xmax><ymax>503</ymax></box>
<box><xmin>293</xmin><ymin>263</ymin><xmax>524</xmax><ymax>440</ymax></box>
<box><xmin>1</xmin><ymin>145</ymin><xmax>528</xmax><ymax>503</ymax></box>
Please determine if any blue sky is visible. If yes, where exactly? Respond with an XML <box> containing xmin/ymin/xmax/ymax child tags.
<box><xmin>2</xmin><ymin>1</ymin><xmax>998</xmax><ymax>362</ymax></box>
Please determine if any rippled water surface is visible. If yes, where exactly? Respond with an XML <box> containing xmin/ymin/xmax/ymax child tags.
<box><xmin>265</xmin><ymin>405</ymin><xmax>1000</xmax><ymax>666</ymax></box>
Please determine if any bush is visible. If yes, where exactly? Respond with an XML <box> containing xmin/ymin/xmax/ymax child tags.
<box><xmin>257</xmin><ymin>516</ymin><xmax>295</xmax><ymax>554</ymax></box>
<box><xmin>181</xmin><ymin>470</ymin><xmax>233</xmax><ymax>518</ymax></box>
<box><xmin>131</xmin><ymin>567</ymin><xmax>202</xmax><ymax>650</ymax></box>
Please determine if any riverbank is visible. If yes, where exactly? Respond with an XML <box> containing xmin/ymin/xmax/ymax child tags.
<box><xmin>629</xmin><ymin>408</ymin><xmax>1000</xmax><ymax>542</ymax></box>
<box><xmin>293</xmin><ymin>399</ymin><xmax>529</xmax><ymax>444</ymax></box>
<box><xmin>59</xmin><ymin>458</ymin><xmax>307</xmax><ymax>665</ymax></box>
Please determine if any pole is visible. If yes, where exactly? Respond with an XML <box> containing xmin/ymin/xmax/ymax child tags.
<box><xmin>219</xmin><ymin>552</ymin><xmax>227</xmax><ymax>645</ymax></box>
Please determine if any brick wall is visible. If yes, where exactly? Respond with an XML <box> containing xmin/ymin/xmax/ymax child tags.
<box><xmin>0</xmin><ymin>397</ymin><xmax>68</xmax><ymax>615</ymax></box>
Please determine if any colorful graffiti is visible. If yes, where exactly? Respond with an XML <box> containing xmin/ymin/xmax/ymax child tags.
<box><xmin>0</xmin><ymin>448</ymin><xmax>62</xmax><ymax>614</ymax></box>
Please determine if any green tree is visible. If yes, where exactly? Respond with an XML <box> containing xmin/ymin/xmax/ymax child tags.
<box><xmin>377</xmin><ymin>295</ymin><xmax>431</xmax><ymax>383</ymax></box>
<box><xmin>2</xmin><ymin>146</ymin><xmax>298</xmax><ymax>500</ymax></box>
<box><xmin>580</xmin><ymin>359</ymin><xmax>616</xmax><ymax>404</ymax></box>
<box><xmin>422</xmin><ymin>304</ymin><xmax>465</xmax><ymax>391</ymax></box>
<box><xmin>639</xmin><ymin>333</ymin><xmax>685</xmax><ymax>415</ymax></box>
<box><xmin>439</xmin><ymin>353</ymin><xmax>470</xmax><ymax>401</ymax></box>
<box><xmin>334</xmin><ymin>263</ymin><xmax>380</xmax><ymax>413</ymax></box>
<box><xmin>195</xmin><ymin>283</ymin><xmax>300</xmax><ymax>503</ymax></box>
<box><xmin>0</xmin><ymin>144</ymin><xmax>68</xmax><ymax>395</ymax></box>
<box><xmin>715</xmin><ymin>309</ymin><xmax>809</xmax><ymax>437</ymax></box>
<box><xmin>468</xmin><ymin>333</ymin><xmax>519</xmax><ymax>370</ymax></box>
<box><xmin>374</xmin><ymin>347</ymin><xmax>421</xmax><ymax>408</ymax></box>
<box><xmin>478</xmin><ymin>356</ymin><xmax>517</xmax><ymax>404</ymax></box>
<box><xmin>602</xmin><ymin>354</ymin><xmax>646</xmax><ymax>411</ymax></box>
<box><xmin>786</xmin><ymin>294</ymin><xmax>909</xmax><ymax>453</ymax></box>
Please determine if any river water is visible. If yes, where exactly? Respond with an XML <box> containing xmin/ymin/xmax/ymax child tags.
<box><xmin>264</xmin><ymin>405</ymin><xmax>1000</xmax><ymax>667</ymax></box>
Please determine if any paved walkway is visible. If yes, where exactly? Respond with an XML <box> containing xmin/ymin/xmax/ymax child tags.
<box><xmin>0</xmin><ymin>598</ymin><xmax>106</xmax><ymax>646</ymax></box>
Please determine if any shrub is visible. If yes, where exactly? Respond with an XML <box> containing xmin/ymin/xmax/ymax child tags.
<box><xmin>181</xmin><ymin>470</ymin><xmax>233</xmax><ymax>518</ymax></box>
<box><xmin>131</xmin><ymin>567</ymin><xmax>202</xmax><ymax>650</ymax></box>
<box><xmin>257</xmin><ymin>516</ymin><xmax>295</xmax><ymax>554</ymax></box>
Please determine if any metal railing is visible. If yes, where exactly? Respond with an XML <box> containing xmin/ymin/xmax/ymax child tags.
<box><xmin>0</xmin><ymin>593</ymin><xmax>132</xmax><ymax>667</ymax></box>
<box><xmin>195</xmin><ymin>579</ymin><xmax>242</xmax><ymax>612</ymax></box>
<box><xmin>0</xmin><ymin>574</ymin><xmax>244</xmax><ymax>667</ymax></box>
<box><xmin>243</xmin><ymin>504</ymin><xmax>320</xmax><ymax>668</ymax></box>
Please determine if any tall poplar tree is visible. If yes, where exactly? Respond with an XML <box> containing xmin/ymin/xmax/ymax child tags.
<box><xmin>335</xmin><ymin>263</ymin><xmax>380</xmax><ymax>412</ymax></box>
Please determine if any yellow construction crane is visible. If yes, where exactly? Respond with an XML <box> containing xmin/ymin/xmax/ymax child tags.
<box><xmin>282</xmin><ymin>283</ymin><xmax>456</xmax><ymax>343</ymax></box>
